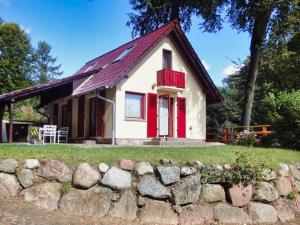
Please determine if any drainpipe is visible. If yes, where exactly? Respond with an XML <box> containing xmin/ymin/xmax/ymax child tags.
<box><xmin>96</xmin><ymin>89</ymin><xmax>116</xmax><ymax>145</ymax></box>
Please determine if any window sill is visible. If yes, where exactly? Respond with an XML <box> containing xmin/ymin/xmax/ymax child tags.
<box><xmin>125</xmin><ymin>118</ymin><xmax>146</xmax><ymax>122</ymax></box>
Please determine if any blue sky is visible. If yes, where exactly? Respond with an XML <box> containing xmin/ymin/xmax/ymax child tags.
<box><xmin>0</xmin><ymin>0</ymin><xmax>250</xmax><ymax>86</ymax></box>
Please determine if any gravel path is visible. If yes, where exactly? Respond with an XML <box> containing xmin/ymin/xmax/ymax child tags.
<box><xmin>0</xmin><ymin>197</ymin><xmax>299</xmax><ymax>225</ymax></box>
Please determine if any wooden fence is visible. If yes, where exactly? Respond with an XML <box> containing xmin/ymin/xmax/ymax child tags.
<box><xmin>206</xmin><ymin>125</ymin><xmax>272</xmax><ymax>143</ymax></box>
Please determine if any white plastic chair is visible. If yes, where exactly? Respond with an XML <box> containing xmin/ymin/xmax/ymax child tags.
<box><xmin>57</xmin><ymin>127</ymin><xmax>69</xmax><ymax>144</ymax></box>
<box><xmin>42</xmin><ymin>125</ymin><xmax>57</xmax><ymax>144</ymax></box>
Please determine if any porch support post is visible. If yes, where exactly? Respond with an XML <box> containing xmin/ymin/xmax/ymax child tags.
<box><xmin>0</xmin><ymin>103</ymin><xmax>5</xmax><ymax>143</ymax></box>
<box><xmin>96</xmin><ymin>89</ymin><xmax>115</xmax><ymax>145</ymax></box>
<box><xmin>8</xmin><ymin>100</ymin><xmax>14</xmax><ymax>143</ymax></box>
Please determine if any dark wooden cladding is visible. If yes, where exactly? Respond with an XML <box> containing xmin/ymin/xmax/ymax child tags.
<box><xmin>77</xmin><ymin>95</ymin><xmax>85</xmax><ymax>137</ymax></box>
<box><xmin>40</xmin><ymin>83</ymin><xmax>73</xmax><ymax>107</ymax></box>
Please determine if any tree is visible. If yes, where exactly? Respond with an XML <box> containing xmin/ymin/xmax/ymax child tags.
<box><xmin>225</xmin><ymin>1</ymin><xmax>300</xmax><ymax>128</ymax></box>
<box><xmin>127</xmin><ymin>0</ymin><xmax>222</xmax><ymax>37</ymax></box>
<box><xmin>0</xmin><ymin>22</ymin><xmax>34</xmax><ymax>94</ymax></box>
<box><xmin>33</xmin><ymin>41</ymin><xmax>63</xmax><ymax>84</ymax></box>
<box><xmin>128</xmin><ymin>0</ymin><xmax>300</xmax><ymax>128</ymax></box>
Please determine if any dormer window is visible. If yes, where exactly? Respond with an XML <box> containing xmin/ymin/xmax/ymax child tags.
<box><xmin>163</xmin><ymin>49</ymin><xmax>172</xmax><ymax>69</ymax></box>
<box><xmin>113</xmin><ymin>46</ymin><xmax>135</xmax><ymax>63</ymax></box>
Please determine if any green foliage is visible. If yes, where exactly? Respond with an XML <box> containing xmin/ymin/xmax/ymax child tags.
<box><xmin>33</xmin><ymin>41</ymin><xmax>63</xmax><ymax>83</ymax></box>
<box><xmin>236</xmin><ymin>131</ymin><xmax>257</xmax><ymax>147</ymax></box>
<box><xmin>61</xmin><ymin>182</ymin><xmax>72</xmax><ymax>195</ymax></box>
<box><xmin>127</xmin><ymin>0</ymin><xmax>223</xmax><ymax>37</ymax></box>
<box><xmin>0</xmin><ymin>22</ymin><xmax>34</xmax><ymax>94</ymax></box>
<box><xmin>201</xmin><ymin>151</ymin><xmax>267</xmax><ymax>185</ymax></box>
<box><xmin>287</xmin><ymin>191</ymin><xmax>298</xmax><ymax>200</ymax></box>
<box><xmin>265</xmin><ymin>91</ymin><xmax>300</xmax><ymax>150</ymax></box>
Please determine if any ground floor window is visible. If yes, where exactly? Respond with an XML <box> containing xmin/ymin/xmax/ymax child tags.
<box><xmin>125</xmin><ymin>92</ymin><xmax>145</xmax><ymax>119</ymax></box>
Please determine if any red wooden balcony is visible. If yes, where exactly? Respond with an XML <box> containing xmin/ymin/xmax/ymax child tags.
<box><xmin>157</xmin><ymin>69</ymin><xmax>185</xmax><ymax>91</ymax></box>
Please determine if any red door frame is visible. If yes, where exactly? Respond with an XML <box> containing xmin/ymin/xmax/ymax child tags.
<box><xmin>177</xmin><ymin>97</ymin><xmax>186</xmax><ymax>138</ymax></box>
<box><xmin>158</xmin><ymin>94</ymin><xmax>174</xmax><ymax>137</ymax></box>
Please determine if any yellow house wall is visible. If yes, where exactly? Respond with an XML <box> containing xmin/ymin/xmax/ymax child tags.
<box><xmin>115</xmin><ymin>35</ymin><xmax>206</xmax><ymax>140</ymax></box>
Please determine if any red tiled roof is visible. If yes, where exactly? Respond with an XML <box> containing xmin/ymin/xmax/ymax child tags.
<box><xmin>0</xmin><ymin>20</ymin><xmax>222</xmax><ymax>104</ymax></box>
<box><xmin>72</xmin><ymin>20</ymin><xmax>176</xmax><ymax>96</ymax></box>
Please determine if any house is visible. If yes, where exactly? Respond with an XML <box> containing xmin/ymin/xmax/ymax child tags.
<box><xmin>0</xmin><ymin>20</ymin><xmax>222</xmax><ymax>145</ymax></box>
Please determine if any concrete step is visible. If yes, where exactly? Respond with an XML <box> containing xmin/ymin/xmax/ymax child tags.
<box><xmin>143</xmin><ymin>138</ymin><xmax>206</xmax><ymax>147</ymax></box>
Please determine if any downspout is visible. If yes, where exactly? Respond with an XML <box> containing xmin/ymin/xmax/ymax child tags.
<box><xmin>96</xmin><ymin>89</ymin><xmax>116</xmax><ymax>145</ymax></box>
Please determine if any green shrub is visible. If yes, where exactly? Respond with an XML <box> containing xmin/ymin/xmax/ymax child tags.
<box><xmin>201</xmin><ymin>151</ymin><xmax>267</xmax><ymax>185</ymax></box>
<box><xmin>236</xmin><ymin>130</ymin><xmax>258</xmax><ymax>147</ymax></box>
<box><xmin>266</xmin><ymin>91</ymin><xmax>300</xmax><ymax>150</ymax></box>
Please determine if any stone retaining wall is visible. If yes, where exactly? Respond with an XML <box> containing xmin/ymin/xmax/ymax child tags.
<box><xmin>0</xmin><ymin>158</ymin><xmax>299</xmax><ymax>224</ymax></box>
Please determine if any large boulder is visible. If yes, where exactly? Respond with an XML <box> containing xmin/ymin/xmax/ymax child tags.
<box><xmin>180</xmin><ymin>166</ymin><xmax>197</xmax><ymax>177</ymax></box>
<box><xmin>277</xmin><ymin>176</ymin><xmax>293</xmax><ymax>196</ymax></box>
<box><xmin>59</xmin><ymin>186</ymin><xmax>112</xmax><ymax>217</ymax></box>
<box><xmin>248</xmin><ymin>202</ymin><xmax>277</xmax><ymax>223</ymax></box>
<box><xmin>37</xmin><ymin>160</ymin><xmax>72</xmax><ymax>182</ymax></box>
<box><xmin>139</xmin><ymin>199</ymin><xmax>178</xmax><ymax>225</ymax></box>
<box><xmin>0</xmin><ymin>158</ymin><xmax>18</xmax><ymax>173</ymax></box>
<box><xmin>101</xmin><ymin>166</ymin><xmax>131</xmax><ymax>190</ymax></box>
<box><xmin>228</xmin><ymin>183</ymin><xmax>252</xmax><ymax>207</ymax></box>
<box><xmin>261</xmin><ymin>168</ymin><xmax>277</xmax><ymax>181</ymax></box>
<box><xmin>253</xmin><ymin>182</ymin><xmax>279</xmax><ymax>203</ymax></box>
<box><xmin>179</xmin><ymin>204</ymin><xmax>213</xmax><ymax>225</ymax></box>
<box><xmin>137</xmin><ymin>175</ymin><xmax>171</xmax><ymax>199</ymax></box>
<box><xmin>25</xmin><ymin>159</ymin><xmax>40</xmax><ymax>169</ymax></box>
<box><xmin>278</xmin><ymin>169</ymin><xmax>289</xmax><ymax>177</ymax></box>
<box><xmin>278</xmin><ymin>163</ymin><xmax>289</xmax><ymax>171</ymax></box>
<box><xmin>134</xmin><ymin>162</ymin><xmax>153</xmax><ymax>175</ymax></box>
<box><xmin>157</xmin><ymin>166</ymin><xmax>180</xmax><ymax>185</ymax></box>
<box><xmin>213</xmin><ymin>203</ymin><xmax>252</xmax><ymax>224</ymax></box>
<box><xmin>98</xmin><ymin>163</ymin><xmax>109</xmax><ymax>173</ymax></box>
<box><xmin>22</xmin><ymin>182</ymin><xmax>61</xmax><ymax>210</ymax></box>
<box><xmin>289</xmin><ymin>165</ymin><xmax>300</xmax><ymax>180</ymax></box>
<box><xmin>109</xmin><ymin>190</ymin><xmax>137</xmax><ymax>220</ymax></box>
<box><xmin>118</xmin><ymin>159</ymin><xmax>134</xmax><ymax>171</ymax></box>
<box><xmin>202</xmin><ymin>184</ymin><xmax>225</xmax><ymax>203</ymax></box>
<box><xmin>172</xmin><ymin>174</ymin><xmax>201</xmax><ymax>205</ymax></box>
<box><xmin>295</xmin><ymin>180</ymin><xmax>300</xmax><ymax>192</ymax></box>
<box><xmin>272</xmin><ymin>198</ymin><xmax>296</xmax><ymax>222</ymax></box>
<box><xmin>16</xmin><ymin>169</ymin><xmax>34</xmax><ymax>188</ymax></box>
<box><xmin>193</xmin><ymin>161</ymin><xmax>205</xmax><ymax>170</ymax></box>
<box><xmin>0</xmin><ymin>173</ymin><xmax>21</xmax><ymax>197</ymax></box>
<box><xmin>73</xmin><ymin>163</ymin><xmax>101</xmax><ymax>189</ymax></box>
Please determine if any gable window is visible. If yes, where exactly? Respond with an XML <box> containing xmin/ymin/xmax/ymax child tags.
<box><xmin>163</xmin><ymin>49</ymin><xmax>172</xmax><ymax>69</ymax></box>
<box><xmin>125</xmin><ymin>92</ymin><xmax>145</xmax><ymax>119</ymax></box>
<box><xmin>113</xmin><ymin>46</ymin><xmax>135</xmax><ymax>63</ymax></box>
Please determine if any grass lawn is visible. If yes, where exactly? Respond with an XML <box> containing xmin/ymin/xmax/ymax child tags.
<box><xmin>0</xmin><ymin>144</ymin><xmax>299</xmax><ymax>168</ymax></box>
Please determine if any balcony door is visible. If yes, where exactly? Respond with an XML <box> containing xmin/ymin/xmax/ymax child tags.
<box><xmin>163</xmin><ymin>50</ymin><xmax>172</xmax><ymax>69</ymax></box>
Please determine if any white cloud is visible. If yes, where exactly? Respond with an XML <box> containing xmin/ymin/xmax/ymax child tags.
<box><xmin>20</xmin><ymin>25</ymin><xmax>30</xmax><ymax>34</ymax></box>
<box><xmin>202</xmin><ymin>60</ymin><xmax>210</xmax><ymax>71</ymax></box>
<box><xmin>0</xmin><ymin>0</ymin><xmax>10</xmax><ymax>6</ymax></box>
<box><xmin>222</xmin><ymin>64</ymin><xmax>244</xmax><ymax>76</ymax></box>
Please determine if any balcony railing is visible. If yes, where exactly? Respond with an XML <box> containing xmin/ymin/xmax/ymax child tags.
<box><xmin>157</xmin><ymin>69</ymin><xmax>185</xmax><ymax>89</ymax></box>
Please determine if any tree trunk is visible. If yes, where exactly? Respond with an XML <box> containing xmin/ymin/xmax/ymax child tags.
<box><xmin>0</xmin><ymin>104</ymin><xmax>4</xmax><ymax>143</ymax></box>
<box><xmin>171</xmin><ymin>0</ymin><xmax>180</xmax><ymax>20</ymax></box>
<box><xmin>242</xmin><ymin>11</ymin><xmax>272</xmax><ymax>129</ymax></box>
